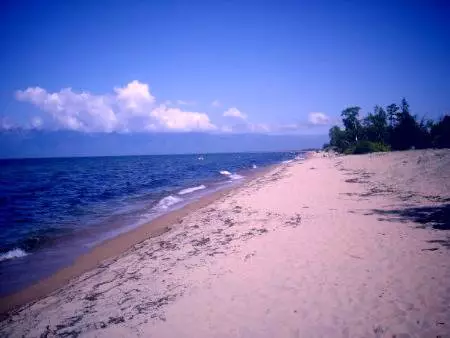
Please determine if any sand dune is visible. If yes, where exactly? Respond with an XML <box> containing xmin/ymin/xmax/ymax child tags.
<box><xmin>1</xmin><ymin>150</ymin><xmax>449</xmax><ymax>337</ymax></box>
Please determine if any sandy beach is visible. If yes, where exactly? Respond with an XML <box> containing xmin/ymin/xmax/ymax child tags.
<box><xmin>1</xmin><ymin>149</ymin><xmax>449</xmax><ymax>337</ymax></box>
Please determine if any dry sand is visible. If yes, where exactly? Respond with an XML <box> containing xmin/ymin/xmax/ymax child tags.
<box><xmin>1</xmin><ymin>149</ymin><xmax>449</xmax><ymax>337</ymax></box>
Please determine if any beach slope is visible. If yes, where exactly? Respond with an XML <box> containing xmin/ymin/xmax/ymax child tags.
<box><xmin>1</xmin><ymin>149</ymin><xmax>449</xmax><ymax>337</ymax></box>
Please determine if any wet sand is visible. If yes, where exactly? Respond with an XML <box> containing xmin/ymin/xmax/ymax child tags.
<box><xmin>0</xmin><ymin>165</ymin><xmax>277</xmax><ymax>313</ymax></box>
<box><xmin>0</xmin><ymin>184</ymin><xmax>240</xmax><ymax>314</ymax></box>
<box><xmin>1</xmin><ymin>150</ymin><xmax>449</xmax><ymax>337</ymax></box>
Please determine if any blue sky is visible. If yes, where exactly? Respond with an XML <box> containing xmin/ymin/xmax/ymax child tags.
<box><xmin>1</xmin><ymin>0</ymin><xmax>449</xmax><ymax>136</ymax></box>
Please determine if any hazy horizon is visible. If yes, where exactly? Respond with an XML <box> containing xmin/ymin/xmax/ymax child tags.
<box><xmin>0</xmin><ymin>130</ymin><xmax>326</xmax><ymax>159</ymax></box>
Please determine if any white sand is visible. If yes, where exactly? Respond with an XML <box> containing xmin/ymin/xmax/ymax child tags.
<box><xmin>1</xmin><ymin>150</ymin><xmax>449</xmax><ymax>337</ymax></box>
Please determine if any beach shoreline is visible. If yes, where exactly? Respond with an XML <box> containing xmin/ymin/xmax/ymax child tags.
<box><xmin>0</xmin><ymin>161</ymin><xmax>284</xmax><ymax>314</ymax></box>
<box><xmin>2</xmin><ymin>149</ymin><xmax>449</xmax><ymax>337</ymax></box>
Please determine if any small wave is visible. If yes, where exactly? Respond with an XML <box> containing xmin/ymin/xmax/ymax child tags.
<box><xmin>198</xmin><ymin>156</ymin><xmax>204</xmax><ymax>160</ymax></box>
<box><xmin>229</xmin><ymin>174</ymin><xmax>244</xmax><ymax>180</ymax></box>
<box><xmin>282</xmin><ymin>160</ymin><xmax>293</xmax><ymax>164</ymax></box>
<box><xmin>252</xmin><ymin>164</ymin><xmax>257</xmax><ymax>169</ymax></box>
<box><xmin>178</xmin><ymin>185</ymin><xmax>206</xmax><ymax>195</ymax></box>
<box><xmin>155</xmin><ymin>195</ymin><xmax>183</xmax><ymax>210</ymax></box>
<box><xmin>0</xmin><ymin>248</ymin><xmax>28</xmax><ymax>262</ymax></box>
<box><xmin>219</xmin><ymin>170</ymin><xmax>244</xmax><ymax>180</ymax></box>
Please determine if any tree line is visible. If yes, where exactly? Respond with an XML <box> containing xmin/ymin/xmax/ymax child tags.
<box><xmin>324</xmin><ymin>98</ymin><xmax>450</xmax><ymax>154</ymax></box>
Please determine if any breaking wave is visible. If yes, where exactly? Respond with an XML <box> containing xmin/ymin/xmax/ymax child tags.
<box><xmin>219</xmin><ymin>170</ymin><xmax>244</xmax><ymax>180</ymax></box>
<box><xmin>0</xmin><ymin>248</ymin><xmax>28</xmax><ymax>262</ymax></box>
<box><xmin>178</xmin><ymin>185</ymin><xmax>206</xmax><ymax>195</ymax></box>
<box><xmin>155</xmin><ymin>195</ymin><xmax>183</xmax><ymax>210</ymax></box>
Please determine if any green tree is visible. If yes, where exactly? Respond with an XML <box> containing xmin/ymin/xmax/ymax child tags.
<box><xmin>390</xmin><ymin>98</ymin><xmax>422</xmax><ymax>150</ymax></box>
<box><xmin>363</xmin><ymin>105</ymin><xmax>388</xmax><ymax>144</ymax></box>
<box><xmin>401</xmin><ymin>97</ymin><xmax>410</xmax><ymax>115</ymax></box>
<box><xmin>327</xmin><ymin>99</ymin><xmax>448</xmax><ymax>154</ymax></box>
<box><xmin>328</xmin><ymin>125</ymin><xmax>347</xmax><ymax>152</ymax></box>
<box><xmin>431</xmin><ymin>115</ymin><xmax>450</xmax><ymax>148</ymax></box>
<box><xmin>341</xmin><ymin>106</ymin><xmax>361</xmax><ymax>143</ymax></box>
<box><xmin>386</xmin><ymin>103</ymin><xmax>399</xmax><ymax>127</ymax></box>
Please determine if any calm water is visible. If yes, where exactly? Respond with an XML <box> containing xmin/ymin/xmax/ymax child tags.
<box><xmin>0</xmin><ymin>152</ymin><xmax>301</xmax><ymax>295</ymax></box>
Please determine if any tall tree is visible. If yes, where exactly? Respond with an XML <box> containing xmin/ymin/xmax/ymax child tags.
<box><xmin>401</xmin><ymin>97</ymin><xmax>410</xmax><ymax>115</ymax></box>
<box><xmin>390</xmin><ymin>98</ymin><xmax>422</xmax><ymax>150</ymax></box>
<box><xmin>341</xmin><ymin>106</ymin><xmax>361</xmax><ymax>143</ymax></box>
<box><xmin>363</xmin><ymin>105</ymin><xmax>388</xmax><ymax>144</ymax></box>
<box><xmin>431</xmin><ymin>115</ymin><xmax>450</xmax><ymax>148</ymax></box>
<box><xmin>328</xmin><ymin>125</ymin><xmax>347</xmax><ymax>152</ymax></box>
<box><xmin>386</xmin><ymin>103</ymin><xmax>399</xmax><ymax>127</ymax></box>
<box><xmin>327</xmin><ymin>98</ymin><xmax>449</xmax><ymax>154</ymax></box>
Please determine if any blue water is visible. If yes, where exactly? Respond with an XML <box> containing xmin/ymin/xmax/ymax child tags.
<box><xmin>0</xmin><ymin>152</ymin><xmax>301</xmax><ymax>295</ymax></box>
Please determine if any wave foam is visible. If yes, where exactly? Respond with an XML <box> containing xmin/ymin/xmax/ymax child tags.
<box><xmin>282</xmin><ymin>159</ymin><xmax>293</xmax><ymax>164</ymax></box>
<box><xmin>0</xmin><ymin>248</ymin><xmax>28</xmax><ymax>262</ymax></box>
<box><xmin>252</xmin><ymin>164</ymin><xmax>257</xmax><ymax>169</ymax></box>
<box><xmin>229</xmin><ymin>173</ymin><xmax>244</xmax><ymax>180</ymax></box>
<box><xmin>219</xmin><ymin>170</ymin><xmax>232</xmax><ymax>176</ymax></box>
<box><xmin>155</xmin><ymin>195</ymin><xmax>183</xmax><ymax>210</ymax></box>
<box><xmin>219</xmin><ymin>170</ymin><xmax>244</xmax><ymax>180</ymax></box>
<box><xmin>178</xmin><ymin>185</ymin><xmax>206</xmax><ymax>195</ymax></box>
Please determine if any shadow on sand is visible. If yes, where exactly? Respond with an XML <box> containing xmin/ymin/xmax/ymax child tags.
<box><xmin>369</xmin><ymin>203</ymin><xmax>450</xmax><ymax>249</ymax></box>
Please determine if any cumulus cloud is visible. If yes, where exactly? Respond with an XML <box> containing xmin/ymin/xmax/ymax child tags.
<box><xmin>308</xmin><ymin>112</ymin><xmax>330</xmax><ymax>125</ymax></box>
<box><xmin>150</xmin><ymin>105</ymin><xmax>216</xmax><ymax>131</ymax></box>
<box><xmin>223</xmin><ymin>107</ymin><xmax>247</xmax><ymax>120</ymax></box>
<box><xmin>16</xmin><ymin>86</ymin><xmax>118</xmax><ymax>131</ymax></box>
<box><xmin>14</xmin><ymin>81</ymin><xmax>331</xmax><ymax>135</ymax></box>
<box><xmin>15</xmin><ymin>81</ymin><xmax>216</xmax><ymax>132</ymax></box>
<box><xmin>114</xmin><ymin>80</ymin><xmax>155</xmax><ymax>114</ymax></box>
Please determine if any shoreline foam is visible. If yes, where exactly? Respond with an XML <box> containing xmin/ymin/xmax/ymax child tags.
<box><xmin>0</xmin><ymin>162</ymin><xmax>281</xmax><ymax>314</ymax></box>
<box><xmin>4</xmin><ymin>150</ymin><xmax>447</xmax><ymax>337</ymax></box>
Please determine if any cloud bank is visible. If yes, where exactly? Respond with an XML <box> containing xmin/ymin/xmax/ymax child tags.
<box><xmin>14</xmin><ymin>80</ymin><xmax>331</xmax><ymax>134</ymax></box>
<box><xmin>15</xmin><ymin>81</ymin><xmax>215</xmax><ymax>132</ymax></box>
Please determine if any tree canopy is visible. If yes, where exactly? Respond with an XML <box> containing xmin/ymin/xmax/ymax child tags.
<box><xmin>325</xmin><ymin>98</ymin><xmax>449</xmax><ymax>154</ymax></box>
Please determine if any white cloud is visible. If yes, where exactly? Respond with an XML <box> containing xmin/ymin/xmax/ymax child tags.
<box><xmin>211</xmin><ymin>100</ymin><xmax>221</xmax><ymax>107</ymax></box>
<box><xmin>308</xmin><ymin>112</ymin><xmax>330</xmax><ymax>125</ymax></box>
<box><xmin>14</xmin><ymin>81</ymin><xmax>330</xmax><ymax>134</ymax></box>
<box><xmin>223</xmin><ymin>107</ymin><xmax>247</xmax><ymax>120</ymax></box>
<box><xmin>150</xmin><ymin>105</ymin><xmax>216</xmax><ymax>131</ymax></box>
<box><xmin>15</xmin><ymin>81</ymin><xmax>215</xmax><ymax>132</ymax></box>
<box><xmin>114</xmin><ymin>80</ymin><xmax>155</xmax><ymax>114</ymax></box>
<box><xmin>16</xmin><ymin>87</ymin><xmax>118</xmax><ymax>131</ymax></box>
